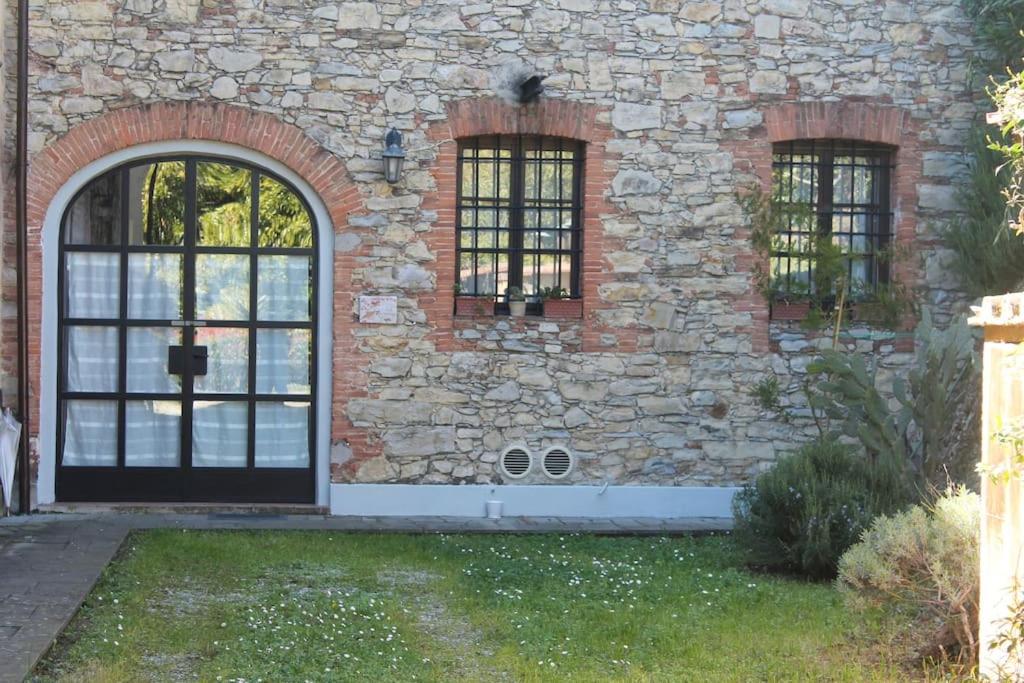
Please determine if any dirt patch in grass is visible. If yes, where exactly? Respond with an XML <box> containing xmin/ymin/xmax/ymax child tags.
<box><xmin>378</xmin><ymin>567</ymin><xmax>508</xmax><ymax>681</ymax></box>
<box><xmin>149</xmin><ymin>587</ymin><xmax>250</xmax><ymax>618</ymax></box>
<box><xmin>139</xmin><ymin>652</ymin><xmax>202</xmax><ymax>682</ymax></box>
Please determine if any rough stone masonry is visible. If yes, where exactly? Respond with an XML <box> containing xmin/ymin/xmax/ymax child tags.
<box><xmin>10</xmin><ymin>0</ymin><xmax>982</xmax><ymax>488</ymax></box>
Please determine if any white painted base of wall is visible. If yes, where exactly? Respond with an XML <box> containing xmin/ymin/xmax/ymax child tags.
<box><xmin>329</xmin><ymin>484</ymin><xmax>739</xmax><ymax>521</ymax></box>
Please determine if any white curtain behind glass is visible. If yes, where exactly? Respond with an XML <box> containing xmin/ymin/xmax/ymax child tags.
<box><xmin>126</xmin><ymin>328</ymin><xmax>180</xmax><ymax>393</ymax></box>
<box><xmin>196</xmin><ymin>254</ymin><xmax>249</xmax><ymax>320</ymax></box>
<box><xmin>67</xmin><ymin>326</ymin><xmax>118</xmax><ymax>392</ymax></box>
<box><xmin>128</xmin><ymin>253</ymin><xmax>181</xmax><ymax>320</ymax></box>
<box><xmin>254</xmin><ymin>402</ymin><xmax>308</xmax><ymax>468</ymax></box>
<box><xmin>125</xmin><ymin>401</ymin><xmax>180</xmax><ymax>467</ymax></box>
<box><xmin>63</xmin><ymin>400</ymin><xmax>117</xmax><ymax>466</ymax></box>
<box><xmin>258</xmin><ymin>256</ymin><xmax>310</xmax><ymax>321</ymax></box>
<box><xmin>256</xmin><ymin>329</ymin><xmax>309</xmax><ymax>394</ymax></box>
<box><xmin>67</xmin><ymin>253</ymin><xmax>119</xmax><ymax>319</ymax></box>
<box><xmin>192</xmin><ymin>401</ymin><xmax>248</xmax><ymax>467</ymax></box>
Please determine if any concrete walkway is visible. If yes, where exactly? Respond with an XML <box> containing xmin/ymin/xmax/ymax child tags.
<box><xmin>0</xmin><ymin>512</ymin><xmax>728</xmax><ymax>681</ymax></box>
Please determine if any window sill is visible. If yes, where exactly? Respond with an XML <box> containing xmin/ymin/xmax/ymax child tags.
<box><xmin>453</xmin><ymin>309</ymin><xmax>584</xmax><ymax>323</ymax></box>
<box><xmin>769</xmin><ymin>301</ymin><xmax>811</xmax><ymax>321</ymax></box>
<box><xmin>454</xmin><ymin>297</ymin><xmax>495</xmax><ymax>317</ymax></box>
<box><xmin>454</xmin><ymin>297</ymin><xmax>584</xmax><ymax>319</ymax></box>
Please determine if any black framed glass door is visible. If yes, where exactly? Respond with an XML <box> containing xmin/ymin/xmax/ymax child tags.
<box><xmin>56</xmin><ymin>156</ymin><xmax>317</xmax><ymax>503</ymax></box>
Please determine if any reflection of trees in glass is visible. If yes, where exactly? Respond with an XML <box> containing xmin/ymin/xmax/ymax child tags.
<box><xmin>197</xmin><ymin>162</ymin><xmax>251</xmax><ymax>247</ymax></box>
<box><xmin>286</xmin><ymin>329</ymin><xmax>311</xmax><ymax>392</ymax></box>
<box><xmin>259</xmin><ymin>176</ymin><xmax>313</xmax><ymax>248</ymax></box>
<box><xmin>196</xmin><ymin>255</ymin><xmax>249</xmax><ymax>321</ymax></box>
<box><xmin>142</xmin><ymin>162</ymin><xmax>186</xmax><ymax>245</ymax></box>
<box><xmin>196</xmin><ymin>328</ymin><xmax>248</xmax><ymax>393</ymax></box>
<box><xmin>138</xmin><ymin>162</ymin><xmax>312</xmax><ymax>248</ymax></box>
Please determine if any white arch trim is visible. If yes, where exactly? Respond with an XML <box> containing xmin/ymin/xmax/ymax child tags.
<box><xmin>38</xmin><ymin>140</ymin><xmax>334</xmax><ymax>507</ymax></box>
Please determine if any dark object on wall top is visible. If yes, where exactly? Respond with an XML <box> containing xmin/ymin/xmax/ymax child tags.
<box><xmin>491</xmin><ymin>62</ymin><xmax>547</xmax><ymax>105</ymax></box>
<box><xmin>517</xmin><ymin>74</ymin><xmax>546</xmax><ymax>104</ymax></box>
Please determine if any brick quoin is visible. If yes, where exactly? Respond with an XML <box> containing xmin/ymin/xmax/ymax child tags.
<box><xmin>21</xmin><ymin>101</ymin><xmax>381</xmax><ymax>473</ymax></box>
<box><xmin>726</xmin><ymin>101</ymin><xmax>925</xmax><ymax>353</ymax></box>
<box><xmin>422</xmin><ymin>97</ymin><xmax>638</xmax><ymax>354</ymax></box>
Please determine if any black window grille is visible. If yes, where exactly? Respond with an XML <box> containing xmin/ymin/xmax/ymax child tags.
<box><xmin>771</xmin><ymin>139</ymin><xmax>894</xmax><ymax>300</ymax></box>
<box><xmin>456</xmin><ymin>135</ymin><xmax>584</xmax><ymax>314</ymax></box>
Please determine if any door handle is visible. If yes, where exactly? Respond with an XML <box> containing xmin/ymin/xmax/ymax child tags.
<box><xmin>192</xmin><ymin>345</ymin><xmax>208</xmax><ymax>376</ymax></box>
<box><xmin>167</xmin><ymin>345</ymin><xmax>208</xmax><ymax>376</ymax></box>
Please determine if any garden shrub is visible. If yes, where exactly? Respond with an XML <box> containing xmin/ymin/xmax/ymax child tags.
<box><xmin>807</xmin><ymin>311</ymin><xmax>979</xmax><ymax>493</ymax></box>
<box><xmin>837</xmin><ymin>488</ymin><xmax>980</xmax><ymax>664</ymax></box>
<box><xmin>943</xmin><ymin>126</ymin><xmax>1024</xmax><ymax>298</ymax></box>
<box><xmin>943</xmin><ymin>0</ymin><xmax>1024</xmax><ymax>295</ymax></box>
<box><xmin>732</xmin><ymin>436</ymin><xmax>912</xmax><ymax>580</ymax></box>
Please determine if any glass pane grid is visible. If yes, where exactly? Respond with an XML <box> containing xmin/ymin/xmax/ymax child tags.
<box><xmin>456</xmin><ymin>135</ymin><xmax>582</xmax><ymax>301</ymax></box>
<box><xmin>58</xmin><ymin>155</ymin><xmax>318</xmax><ymax>481</ymax></box>
<box><xmin>770</xmin><ymin>139</ymin><xmax>893</xmax><ymax>299</ymax></box>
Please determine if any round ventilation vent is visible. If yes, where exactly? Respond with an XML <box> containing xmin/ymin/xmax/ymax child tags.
<box><xmin>499</xmin><ymin>444</ymin><xmax>532</xmax><ymax>479</ymax></box>
<box><xmin>541</xmin><ymin>446</ymin><xmax>574</xmax><ymax>480</ymax></box>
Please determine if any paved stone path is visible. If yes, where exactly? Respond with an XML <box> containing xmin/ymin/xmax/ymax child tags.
<box><xmin>0</xmin><ymin>512</ymin><xmax>728</xmax><ymax>681</ymax></box>
<box><xmin>0</xmin><ymin>518</ymin><xmax>129</xmax><ymax>683</ymax></box>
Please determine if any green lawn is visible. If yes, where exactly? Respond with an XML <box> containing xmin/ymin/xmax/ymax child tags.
<box><xmin>32</xmin><ymin>530</ymin><xmax>909</xmax><ymax>682</ymax></box>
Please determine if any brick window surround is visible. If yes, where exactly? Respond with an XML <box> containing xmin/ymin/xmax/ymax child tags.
<box><xmin>729</xmin><ymin>101</ymin><xmax>923</xmax><ymax>352</ymax></box>
<box><xmin>423</xmin><ymin>97</ymin><xmax>636</xmax><ymax>353</ymax></box>
<box><xmin>21</xmin><ymin>101</ymin><xmax>362</xmax><ymax>457</ymax></box>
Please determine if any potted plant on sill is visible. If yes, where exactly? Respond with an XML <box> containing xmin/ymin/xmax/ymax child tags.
<box><xmin>849</xmin><ymin>282</ymin><xmax>914</xmax><ymax>330</ymax></box>
<box><xmin>846</xmin><ymin>249</ymin><xmax>916</xmax><ymax>330</ymax></box>
<box><xmin>768</xmin><ymin>281</ymin><xmax>812</xmax><ymax>321</ymax></box>
<box><xmin>541</xmin><ymin>287</ymin><xmax>583</xmax><ymax>318</ymax></box>
<box><xmin>454</xmin><ymin>283</ymin><xmax>495</xmax><ymax>317</ymax></box>
<box><xmin>507</xmin><ymin>286</ymin><xmax>526</xmax><ymax>317</ymax></box>
<box><xmin>771</xmin><ymin>296</ymin><xmax>812</xmax><ymax>321</ymax></box>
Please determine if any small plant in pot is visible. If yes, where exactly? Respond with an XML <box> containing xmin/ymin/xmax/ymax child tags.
<box><xmin>506</xmin><ymin>286</ymin><xmax>526</xmax><ymax>317</ymax></box>
<box><xmin>541</xmin><ymin>286</ymin><xmax>582</xmax><ymax>318</ymax></box>
<box><xmin>769</xmin><ymin>282</ymin><xmax>812</xmax><ymax>321</ymax></box>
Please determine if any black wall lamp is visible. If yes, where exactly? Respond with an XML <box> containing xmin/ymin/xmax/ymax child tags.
<box><xmin>382</xmin><ymin>128</ymin><xmax>406</xmax><ymax>184</ymax></box>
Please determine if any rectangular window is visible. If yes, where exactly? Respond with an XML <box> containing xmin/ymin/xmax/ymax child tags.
<box><xmin>771</xmin><ymin>140</ymin><xmax>894</xmax><ymax>301</ymax></box>
<box><xmin>456</xmin><ymin>135</ymin><xmax>584</xmax><ymax>313</ymax></box>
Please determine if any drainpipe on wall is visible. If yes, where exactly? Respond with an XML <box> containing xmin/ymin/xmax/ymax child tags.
<box><xmin>15</xmin><ymin>0</ymin><xmax>31</xmax><ymax>514</ymax></box>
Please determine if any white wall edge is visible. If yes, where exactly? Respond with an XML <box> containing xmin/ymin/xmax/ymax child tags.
<box><xmin>329</xmin><ymin>484</ymin><xmax>740</xmax><ymax>520</ymax></box>
<box><xmin>39</xmin><ymin>140</ymin><xmax>335</xmax><ymax>507</ymax></box>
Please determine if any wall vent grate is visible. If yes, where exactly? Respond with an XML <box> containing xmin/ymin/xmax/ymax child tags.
<box><xmin>500</xmin><ymin>445</ymin><xmax>532</xmax><ymax>479</ymax></box>
<box><xmin>542</xmin><ymin>446</ymin><xmax>573</xmax><ymax>479</ymax></box>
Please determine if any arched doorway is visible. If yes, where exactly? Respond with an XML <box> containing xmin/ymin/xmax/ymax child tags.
<box><xmin>56</xmin><ymin>155</ymin><xmax>318</xmax><ymax>503</ymax></box>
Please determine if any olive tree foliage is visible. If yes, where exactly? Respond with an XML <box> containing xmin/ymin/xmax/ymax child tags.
<box><xmin>991</xmin><ymin>67</ymin><xmax>1024</xmax><ymax>237</ymax></box>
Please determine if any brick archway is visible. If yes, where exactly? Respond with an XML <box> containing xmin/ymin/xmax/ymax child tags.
<box><xmin>24</xmin><ymin>102</ymin><xmax>363</xmax><ymax>485</ymax></box>
<box><xmin>763</xmin><ymin>101</ymin><xmax>913</xmax><ymax>147</ymax></box>
<box><xmin>728</xmin><ymin>100</ymin><xmax>923</xmax><ymax>351</ymax></box>
<box><xmin>27</xmin><ymin>102</ymin><xmax>358</xmax><ymax>230</ymax></box>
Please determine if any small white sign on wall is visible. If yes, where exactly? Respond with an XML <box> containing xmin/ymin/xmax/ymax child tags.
<box><xmin>358</xmin><ymin>295</ymin><xmax>398</xmax><ymax>324</ymax></box>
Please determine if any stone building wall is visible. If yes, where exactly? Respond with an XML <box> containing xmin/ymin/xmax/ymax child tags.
<box><xmin>21</xmin><ymin>0</ymin><xmax>981</xmax><ymax>488</ymax></box>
